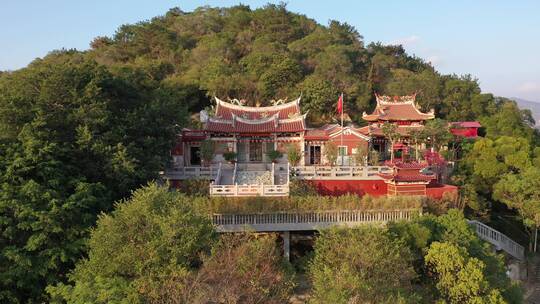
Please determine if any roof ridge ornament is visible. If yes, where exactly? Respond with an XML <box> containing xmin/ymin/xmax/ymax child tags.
<box><xmin>271</xmin><ymin>97</ymin><xmax>288</xmax><ymax>106</ymax></box>
<box><xmin>376</xmin><ymin>94</ymin><xmax>416</xmax><ymax>105</ymax></box>
<box><xmin>228</xmin><ymin>98</ymin><xmax>246</xmax><ymax>106</ymax></box>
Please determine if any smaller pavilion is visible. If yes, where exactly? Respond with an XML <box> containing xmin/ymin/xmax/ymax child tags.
<box><xmin>361</xmin><ymin>94</ymin><xmax>435</xmax><ymax>158</ymax></box>
<box><xmin>379</xmin><ymin>161</ymin><xmax>435</xmax><ymax>196</ymax></box>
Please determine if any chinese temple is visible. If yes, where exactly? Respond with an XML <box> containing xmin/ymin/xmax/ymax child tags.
<box><xmin>360</xmin><ymin>93</ymin><xmax>435</xmax><ymax>157</ymax></box>
<box><xmin>164</xmin><ymin>94</ymin><xmax>459</xmax><ymax>199</ymax></box>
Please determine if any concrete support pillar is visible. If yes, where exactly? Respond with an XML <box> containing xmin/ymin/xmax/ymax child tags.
<box><xmin>282</xmin><ymin>231</ymin><xmax>290</xmax><ymax>261</ymax></box>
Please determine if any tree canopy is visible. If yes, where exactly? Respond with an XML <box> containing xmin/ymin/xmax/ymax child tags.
<box><xmin>48</xmin><ymin>184</ymin><xmax>294</xmax><ymax>304</ymax></box>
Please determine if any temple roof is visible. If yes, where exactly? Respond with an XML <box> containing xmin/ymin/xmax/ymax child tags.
<box><xmin>379</xmin><ymin>161</ymin><xmax>435</xmax><ymax>183</ymax></box>
<box><xmin>205</xmin><ymin>114</ymin><xmax>306</xmax><ymax>134</ymax></box>
<box><xmin>214</xmin><ymin>97</ymin><xmax>301</xmax><ymax>120</ymax></box>
<box><xmin>205</xmin><ymin>97</ymin><xmax>306</xmax><ymax>134</ymax></box>
<box><xmin>362</xmin><ymin>94</ymin><xmax>435</xmax><ymax>122</ymax></box>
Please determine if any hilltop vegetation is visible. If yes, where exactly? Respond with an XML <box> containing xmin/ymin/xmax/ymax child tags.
<box><xmin>0</xmin><ymin>4</ymin><xmax>538</xmax><ymax>303</ymax></box>
<box><xmin>85</xmin><ymin>4</ymin><xmax>535</xmax><ymax>128</ymax></box>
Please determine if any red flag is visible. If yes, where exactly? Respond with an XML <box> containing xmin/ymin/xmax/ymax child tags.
<box><xmin>337</xmin><ymin>94</ymin><xmax>343</xmax><ymax>114</ymax></box>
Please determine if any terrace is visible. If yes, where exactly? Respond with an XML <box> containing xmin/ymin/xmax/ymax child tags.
<box><xmin>161</xmin><ymin>163</ymin><xmax>398</xmax><ymax>197</ymax></box>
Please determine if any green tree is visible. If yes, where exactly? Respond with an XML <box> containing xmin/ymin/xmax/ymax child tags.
<box><xmin>388</xmin><ymin>210</ymin><xmax>523</xmax><ymax>303</ymax></box>
<box><xmin>185</xmin><ymin>234</ymin><xmax>295</xmax><ymax>303</ymax></box>
<box><xmin>198</xmin><ymin>139</ymin><xmax>215</xmax><ymax>166</ymax></box>
<box><xmin>309</xmin><ymin>226</ymin><xmax>418</xmax><ymax>303</ymax></box>
<box><xmin>494</xmin><ymin>167</ymin><xmax>540</xmax><ymax>251</ymax></box>
<box><xmin>324</xmin><ymin>141</ymin><xmax>339</xmax><ymax>166</ymax></box>
<box><xmin>47</xmin><ymin>184</ymin><xmax>216</xmax><ymax>303</ymax></box>
<box><xmin>286</xmin><ymin>143</ymin><xmax>302</xmax><ymax>166</ymax></box>
<box><xmin>422</xmin><ymin>118</ymin><xmax>452</xmax><ymax>152</ymax></box>
<box><xmin>0</xmin><ymin>52</ymin><xmax>187</xmax><ymax>303</ymax></box>
<box><xmin>384</xmin><ymin>68</ymin><xmax>441</xmax><ymax>111</ymax></box>
<box><xmin>369</xmin><ymin>149</ymin><xmax>380</xmax><ymax>165</ymax></box>
<box><xmin>352</xmin><ymin>143</ymin><xmax>368</xmax><ymax>165</ymax></box>
<box><xmin>425</xmin><ymin>242</ymin><xmax>506</xmax><ymax>304</ymax></box>
<box><xmin>381</xmin><ymin>122</ymin><xmax>400</xmax><ymax>161</ymax></box>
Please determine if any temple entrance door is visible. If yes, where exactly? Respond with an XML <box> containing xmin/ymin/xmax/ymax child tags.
<box><xmin>309</xmin><ymin>146</ymin><xmax>321</xmax><ymax>165</ymax></box>
<box><xmin>263</xmin><ymin>142</ymin><xmax>274</xmax><ymax>162</ymax></box>
<box><xmin>249</xmin><ymin>142</ymin><xmax>263</xmax><ymax>162</ymax></box>
<box><xmin>190</xmin><ymin>146</ymin><xmax>201</xmax><ymax>166</ymax></box>
<box><xmin>237</xmin><ymin>141</ymin><xmax>247</xmax><ymax>162</ymax></box>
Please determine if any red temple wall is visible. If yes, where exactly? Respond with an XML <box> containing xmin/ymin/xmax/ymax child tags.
<box><xmin>308</xmin><ymin>180</ymin><xmax>388</xmax><ymax>197</ymax></box>
<box><xmin>450</xmin><ymin>128</ymin><xmax>478</xmax><ymax>138</ymax></box>
<box><xmin>426</xmin><ymin>183</ymin><xmax>458</xmax><ymax>199</ymax></box>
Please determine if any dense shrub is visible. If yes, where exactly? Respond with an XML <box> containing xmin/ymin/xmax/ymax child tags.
<box><xmin>192</xmin><ymin>194</ymin><xmax>423</xmax><ymax>214</ymax></box>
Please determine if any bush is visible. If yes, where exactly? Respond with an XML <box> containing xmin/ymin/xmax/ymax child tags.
<box><xmin>289</xmin><ymin>180</ymin><xmax>319</xmax><ymax>196</ymax></box>
<box><xmin>223</xmin><ymin>151</ymin><xmax>237</xmax><ymax>163</ymax></box>
<box><xmin>369</xmin><ymin>150</ymin><xmax>380</xmax><ymax>165</ymax></box>
<box><xmin>177</xmin><ymin>179</ymin><xmax>209</xmax><ymax>196</ymax></box>
<box><xmin>192</xmin><ymin>194</ymin><xmax>423</xmax><ymax>215</ymax></box>
<box><xmin>266</xmin><ymin>149</ymin><xmax>283</xmax><ymax>162</ymax></box>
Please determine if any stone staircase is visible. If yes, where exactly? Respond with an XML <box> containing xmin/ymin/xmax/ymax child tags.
<box><xmin>235</xmin><ymin>170</ymin><xmax>272</xmax><ymax>185</ymax></box>
<box><xmin>219</xmin><ymin>168</ymin><xmax>234</xmax><ymax>185</ymax></box>
<box><xmin>275</xmin><ymin>173</ymin><xmax>288</xmax><ymax>185</ymax></box>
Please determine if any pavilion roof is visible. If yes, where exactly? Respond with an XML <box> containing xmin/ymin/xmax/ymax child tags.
<box><xmin>384</xmin><ymin>160</ymin><xmax>429</xmax><ymax>169</ymax></box>
<box><xmin>379</xmin><ymin>173</ymin><xmax>435</xmax><ymax>182</ymax></box>
<box><xmin>362</xmin><ymin>94</ymin><xmax>435</xmax><ymax>122</ymax></box>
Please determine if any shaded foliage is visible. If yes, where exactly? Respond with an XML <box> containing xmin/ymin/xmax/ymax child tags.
<box><xmin>0</xmin><ymin>52</ymin><xmax>188</xmax><ymax>303</ymax></box>
<box><xmin>48</xmin><ymin>185</ymin><xmax>294</xmax><ymax>304</ymax></box>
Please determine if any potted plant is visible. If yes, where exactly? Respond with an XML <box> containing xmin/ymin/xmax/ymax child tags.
<box><xmin>266</xmin><ymin>149</ymin><xmax>283</xmax><ymax>163</ymax></box>
<box><xmin>223</xmin><ymin>151</ymin><xmax>237</xmax><ymax>164</ymax></box>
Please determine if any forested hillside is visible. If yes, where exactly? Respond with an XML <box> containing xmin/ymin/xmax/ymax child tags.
<box><xmin>0</xmin><ymin>4</ymin><xmax>538</xmax><ymax>303</ymax></box>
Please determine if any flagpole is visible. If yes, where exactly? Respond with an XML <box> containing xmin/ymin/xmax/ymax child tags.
<box><xmin>341</xmin><ymin>93</ymin><xmax>344</xmax><ymax>166</ymax></box>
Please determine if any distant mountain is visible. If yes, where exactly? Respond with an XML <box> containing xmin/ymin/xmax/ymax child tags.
<box><xmin>512</xmin><ymin>97</ymin><xmax>540</xmax><ymax>127</ymax></box>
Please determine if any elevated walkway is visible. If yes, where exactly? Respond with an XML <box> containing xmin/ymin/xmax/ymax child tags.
<box><xmin>212</xmin><ymin>209</ymin><xmax>421</xmax><ymax>232</ymax></box>
<box><xmin>468</xmin><ymin>220</ymin><xmax>525</xmax><ymax>260</ymax></box>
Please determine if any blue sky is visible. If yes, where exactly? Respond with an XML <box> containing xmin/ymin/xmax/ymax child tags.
<box><xmin>1</xmin><ymin>1</ymin><xmax>539</xmax><ymax>101</ymax></box>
